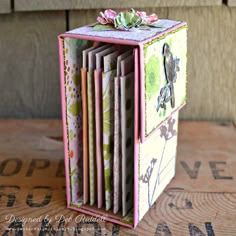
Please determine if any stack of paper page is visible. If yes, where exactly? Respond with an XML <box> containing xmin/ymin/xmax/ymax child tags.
<box><xmin>81</xmin><ymin>43</ymin><xmax>135</xmax><ymax>216</ymax></box>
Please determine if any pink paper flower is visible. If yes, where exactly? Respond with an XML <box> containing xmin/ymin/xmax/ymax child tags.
<box><xmin>95</xmin><ymin>8</ymin><xmax>161</xmax><ymax>31</ymax></box>
<box><xmin>136</xmin><ymin>10</ymin><xmax>147</xmax><ymax>18</ymax></box>
<box><xmin>97</xmin><ymin>9</ymin><xmax>117</xmax><ymax>25</ymax></box>
<box><xmin>148</xmin><ymin>13</ymin><xmax>158</xmax><ymax>23</ymax></box>
<box><xmin>136</xmin><ymin>10</ymin><xmax>158</xmax><ymax>25</ymax></box>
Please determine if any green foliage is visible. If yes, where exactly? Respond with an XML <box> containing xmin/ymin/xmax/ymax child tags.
<box><xmin>105</xmin><ymin>169</ymin><xmax>111</xmax><ymax>191</ymax></box>
<box><xmin>93</xmin><ymin>24</ymin><xmax>115</xmax><ymax>31</ymax></box>
<box><xmin>69</xmin><ymin>129</ymin><xmax>76</xmax><ymax>141</ymax></box>
<box><xmin>69</xmin><ymin>102</ymin><xmax>81</xmax><ymax>116</ymax></box>
<box><xmin>145</xmin><ymin>55</ymin><xmax>161</xmax><ymax>101</ymax></box>
<box><xmin>114</xmin><ymin>12</ymin><xmax>142</xmax><ymax>30</ymax></box>
<box><xmin>72</xmin><ymin>74</ymin><xmax>80</xmax><ymax>86</ymax></box>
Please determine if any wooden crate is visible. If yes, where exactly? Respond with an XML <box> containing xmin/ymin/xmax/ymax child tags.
<box><xmin>0</xmin><ymin>120</ymin><xmax>235</xmax><ymax>235</ymax></box>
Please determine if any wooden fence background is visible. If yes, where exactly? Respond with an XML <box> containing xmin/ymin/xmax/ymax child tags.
<box><xmin>0</xmin><ymin>0</ymin><xmax>235</xmax><ymax>120</ymax></box>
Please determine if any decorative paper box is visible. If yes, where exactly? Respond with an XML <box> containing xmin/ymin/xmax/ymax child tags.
<box><xmin>58</xmin><ymin>15</ymin><xmax>187</xmax><ymax>228</ymax></box>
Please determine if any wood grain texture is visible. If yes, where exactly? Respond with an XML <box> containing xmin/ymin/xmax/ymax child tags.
<box><xmin>14</xmin><ymin>0</ymin><xmax>222</xmax><ymax>11</ymax></box>
<box><xmin>1</xmin><ymin>7</ymin><xmax>235</xmax><ymax>120</ymax></box>
<box><xmin>228</xmin><ymin>0</ymin><xmax>236</xmax><ymax>6</ymax></box>
<box><xmin>0</xmin><ymin>120</ymin><xmax>235</xmax><ymax>235</ymax></box>
<box><xmin>168</xmin><ymin>6</ymin><xmax>236</xmax><ymax>121</ymax></box>
<box><xmin>0</xmin><ymin>12</ymin><xmax>65</xmax><ymax>118</ymax></box>
<box><xmin>0</xmin><ymin>0</ymin><xmax>11</xmax><ymax>14</ymax></box>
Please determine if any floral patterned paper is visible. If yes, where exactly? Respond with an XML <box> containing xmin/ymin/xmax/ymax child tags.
<box><xmin>120</xmin><ymin>72</ymin><xmax>135</xmax><ymax>217</ymax></box>
<box><xmin>144</xmin><ymin>26</ymin><xmax>187</xmax><ymax>137</ymax></box>
<box><xmin>102</xmin><ymin>69</ymin><xmax>116</xmax><ymax>211</ymax></box>
<box><xmin>87</xmin><ymin>71</ymin><xmax>97</xmax><ymax>205</ymax></box>
<box><xmin>113</xmin><ymin>50</ymin><xmax>133</xmax><ymax>214</ymax></box>
<box><xmin>138</xmin><ymin>112</ymin><xmax>179</xmax><ymax>221</ymax></box>
<box><xmin>63</xmin><ymin>38</ymin><xmax>89</xmax><ymax>204</ymax></box>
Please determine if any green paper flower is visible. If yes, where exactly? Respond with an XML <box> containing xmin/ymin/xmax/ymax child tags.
<box><xmin>93</xmin><ymin>9</ymin><xmax>163</xmax><ymax>31</ymax></box>
<box><xmin>114</xmin><ymin>12</ymin><xmax>142</xmax><ymax>30</ymax></box>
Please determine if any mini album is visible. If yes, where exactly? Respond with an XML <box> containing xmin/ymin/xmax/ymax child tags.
<box><xmin>58</xmin><ymin>9</ymin><xmax>187</xmax><ymax>228</ymax></box>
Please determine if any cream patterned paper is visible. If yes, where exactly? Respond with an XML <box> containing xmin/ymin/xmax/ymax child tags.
<box><xmin>138</xmin><ymin>112</ymin><xmax>179</xmax><ymax>221</ymax></box>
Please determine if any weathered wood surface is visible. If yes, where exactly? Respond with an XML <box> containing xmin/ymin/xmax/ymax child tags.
<box><xmin>0</xmin><ymin>0</ymin><xmax>11</xmax><ymax>14</ymax></box>
<box><xmin>0</xmin><ymin>120</ymin><xmax>235</xmax><ymax>235</ymax></box>
<box><xmin>0</xmin><ymin>12</ymin><xmax>65</xmax><ymax>118</ymax></box>
<box><xmin>0</xmin><ymin>6</ymin><xmax>235</xmax><ymax>121</ymax></box>
<box><xmin>167</xmin><ymin>6</ymin><xmax>236</xmax><ymax>122</ymax></box>
<box><xmin>228</xmin><ymin>0</ymin><xmax>236</xmax><ymax>6</ymax></box>
<box><xmin>14</xmin><ymin>0</ymin><xmax>222</xmax><ymax>11</ymax></box>
<box><xmin>70</xmin><ymin>6</ymin><xmax>236</xmax><ymax>122</ymax></box>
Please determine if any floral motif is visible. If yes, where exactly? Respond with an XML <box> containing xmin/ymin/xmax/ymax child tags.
<box><xmin>97</xmin><ymin>9</ymin><xmax>117</xmax><ymax>25</ymax></box>
<box><xmin>136</xmin><ymin>10</ymin><xmax>158</xmax><ymax>25</ymax></box>
<box><xmin>156</xmin><ymin>43</ymin><xmax>180</xmax><ymax>112</ymax></box>
<box><xmin>140</xmin><ymin>118</ymin><xmax>177</xmax><ymax>207</ymax></box>
<box><xmin>114</xmin><ymin>11</ymin><xmax>142</xmax><ymax>30</ymax></box>
<box><xmin>94</xmin><ymin>9</ymin><xmax>162</xmax><ymax>31</ymax></box>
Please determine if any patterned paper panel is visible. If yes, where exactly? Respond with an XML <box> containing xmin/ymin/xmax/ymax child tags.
<box><xmin>87</xmin><ymin>71</ymin><xmax>96</xmax><ymax>206</ymax></box>
<box><xmin>113</xmin><ymin>50</ymin><xmax>133</xmax><ymax>214</ymax></box>
<box><xmin>144</xmin><ymin>27</ymin><xmax>187</xmax><ymax>137</ymax></box>
<box><xmin>138</xmin><ymin>112</ymin><xmax>179</xmax><ymax>221</ymax></box>
<box><xmin>68</xmin><ymin>20</ymin><xmax>181</xmax><ymax>42</ymax></box>
<box><xmin>63</xmin><ymin>38</ymin><xmax>89</xmax><ymax>204</ymax></box>
<box><xmin>102</xmin><ymin>69</ymin><xmax>117</xmax><ymax>211</ymax></box>
<box><xmin>81</xmin><ymin>68</ymin><xmax>89</xmax><ymax>204</ymax></box>
<box><xmin>120</xmin><ymin>72</ymin><xmax>135</xmax><ymax>217</ymax></box>
<box><xmin>113</xmin><ymin>76</ymin><xmax>120</xmax><ymax>214</ymax></box>
<box><xmin>87</xmin><ymin>45</ymin><xmax>110</xmax><ymax>206</ymax></box>
<box><xmin>94</xmin><ymin>68</ymin><xmax>104</xmax><ymax>208</ymax></box>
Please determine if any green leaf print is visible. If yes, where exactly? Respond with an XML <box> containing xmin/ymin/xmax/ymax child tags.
<box><xmin>70</xmin><ymin>168</ymin><xmax>76</xmax><ymax>177</ymax></box>
<box><xmin>93</xmin><ymin>24</ymin><xmax>115</xmax><ymax>31</ymax></box>
<box><xmin>72</xmin><ymin>74</ymin><xmax>80</xmax><ymax>86</ymax></box>
<box><xmin>145</xmin><ymin>55</ymin><xmax>161</xmax><ymax>102</ymax></box>
<box><xmin>103</xmin><ymin>81</ymin><xmax>112</xmax><ymax>134</ymax></box>
<box><xmin>105</xmin><ymin>169</ymin><xmax>111</xmax><ymax>191</ymax></box>
<box><xmin>104</xmin><ymin>144</ymin><xmax>111</xmax><ymax>160</ymax></box>
<box><xmin>68</xmin><ymin>102</ymin><xmax>81</xmax><ymax>116</ymax></box>
<box><xmin>69</xmin><ymin>129</ymin><xmax>76</xmax><ymax>141</ymax></box>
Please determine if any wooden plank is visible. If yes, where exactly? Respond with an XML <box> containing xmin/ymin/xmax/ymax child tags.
<box><xmin>228</xmin><ymin>0</ymin><xmax>236</xmax><ymax>6</ymax></box>
<box><xmin>170</xmin><ymin>122</ymin><xmax>236</xmax><ymax>192</ymax></box>
<box><xmin>168</xmin><ymin>6</ymin><xmax>236</xmax><ymax>121</ymax></box>
<box><xmin>0</xmin><ymin>0</ymin><xmax>11</xmax><ymax>14</ymax></box>
<box><xmin>14</xmin><ymin>0</ymin><xmax>222</xmax><ymax>11</ymax></box>
<box><xmin>0</xmin><ymin>189</ymin><xmax>236</xmax><ymax>235</ymax></box>
<box><xmin>0</xmin><ymin>12</ymin><xmax>66</xmax><ymax>118</ymax></box>
<box><xmin>0</xmin><ymin>120</ymin><xmax>235</xmax><ymax>235</ymax></box>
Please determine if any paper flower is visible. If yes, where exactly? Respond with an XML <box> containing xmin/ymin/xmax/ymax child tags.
<box><xmin>136</xmin><ymin>10</ymin><xmax>158</xmax><ymax>25</ymax></box>
<box><xmin>114</xmin><ymin>11</ymin><xmax>142</xmax><ymax>30</ymax></box>
<box><xmin>97</xmin><ymin>9</ymin><xmax>117</xmax><ymax>25</ymax></box>
<box><xmin>94</xmin><ymin>9</ymin><xmax>162</xmax><ymax>31</ymax></box>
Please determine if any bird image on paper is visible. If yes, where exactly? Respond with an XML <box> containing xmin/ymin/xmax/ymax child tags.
<box><xmin>156</xmin><ymin>43</ymin><xmax>180</xmax><ymax>112</ymax></box>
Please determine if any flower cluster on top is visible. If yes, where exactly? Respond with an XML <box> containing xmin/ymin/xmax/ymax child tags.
<box><xmin>94</xmin><ymin>9</ymin><xmax>162</xmax><ymax>31</ymax></box>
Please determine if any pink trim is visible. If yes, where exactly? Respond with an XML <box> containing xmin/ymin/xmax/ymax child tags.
<box><xmin>59</xmin><ymin>33</ymin><xmax>139</xmax><ymax>46</ymax></box>
<box><xmin>139</xmin><ymin>44</ymin><xmax>145</xmax><ymax>143</ymax></box>
<box><xmin>58</xmin><ymin>36</ymin><xmax>71</xmax><ymax>205</ymax></box>
<box><xmin>68</xmin><ymin>205</ymin><xmax>133</xmax><ymax>228</ymax></box>
<box><xmin>140</xmin><ymin>22</ymin><xmax>187</xmax><ymax>143</ymax></box>
<box><xmin>81</xmin><ymin>205</ymin><xmax>120</xmax><ymax>220</ymax></box>
<box><xmin>133</xmin><ymin>48</ymin><xmax>139</xmax><ymax>227</ymax></box>
<box><xmin>94</xmin><ymin>68</ymin><xmax>104</xmax><ymax>208</ymax></box>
